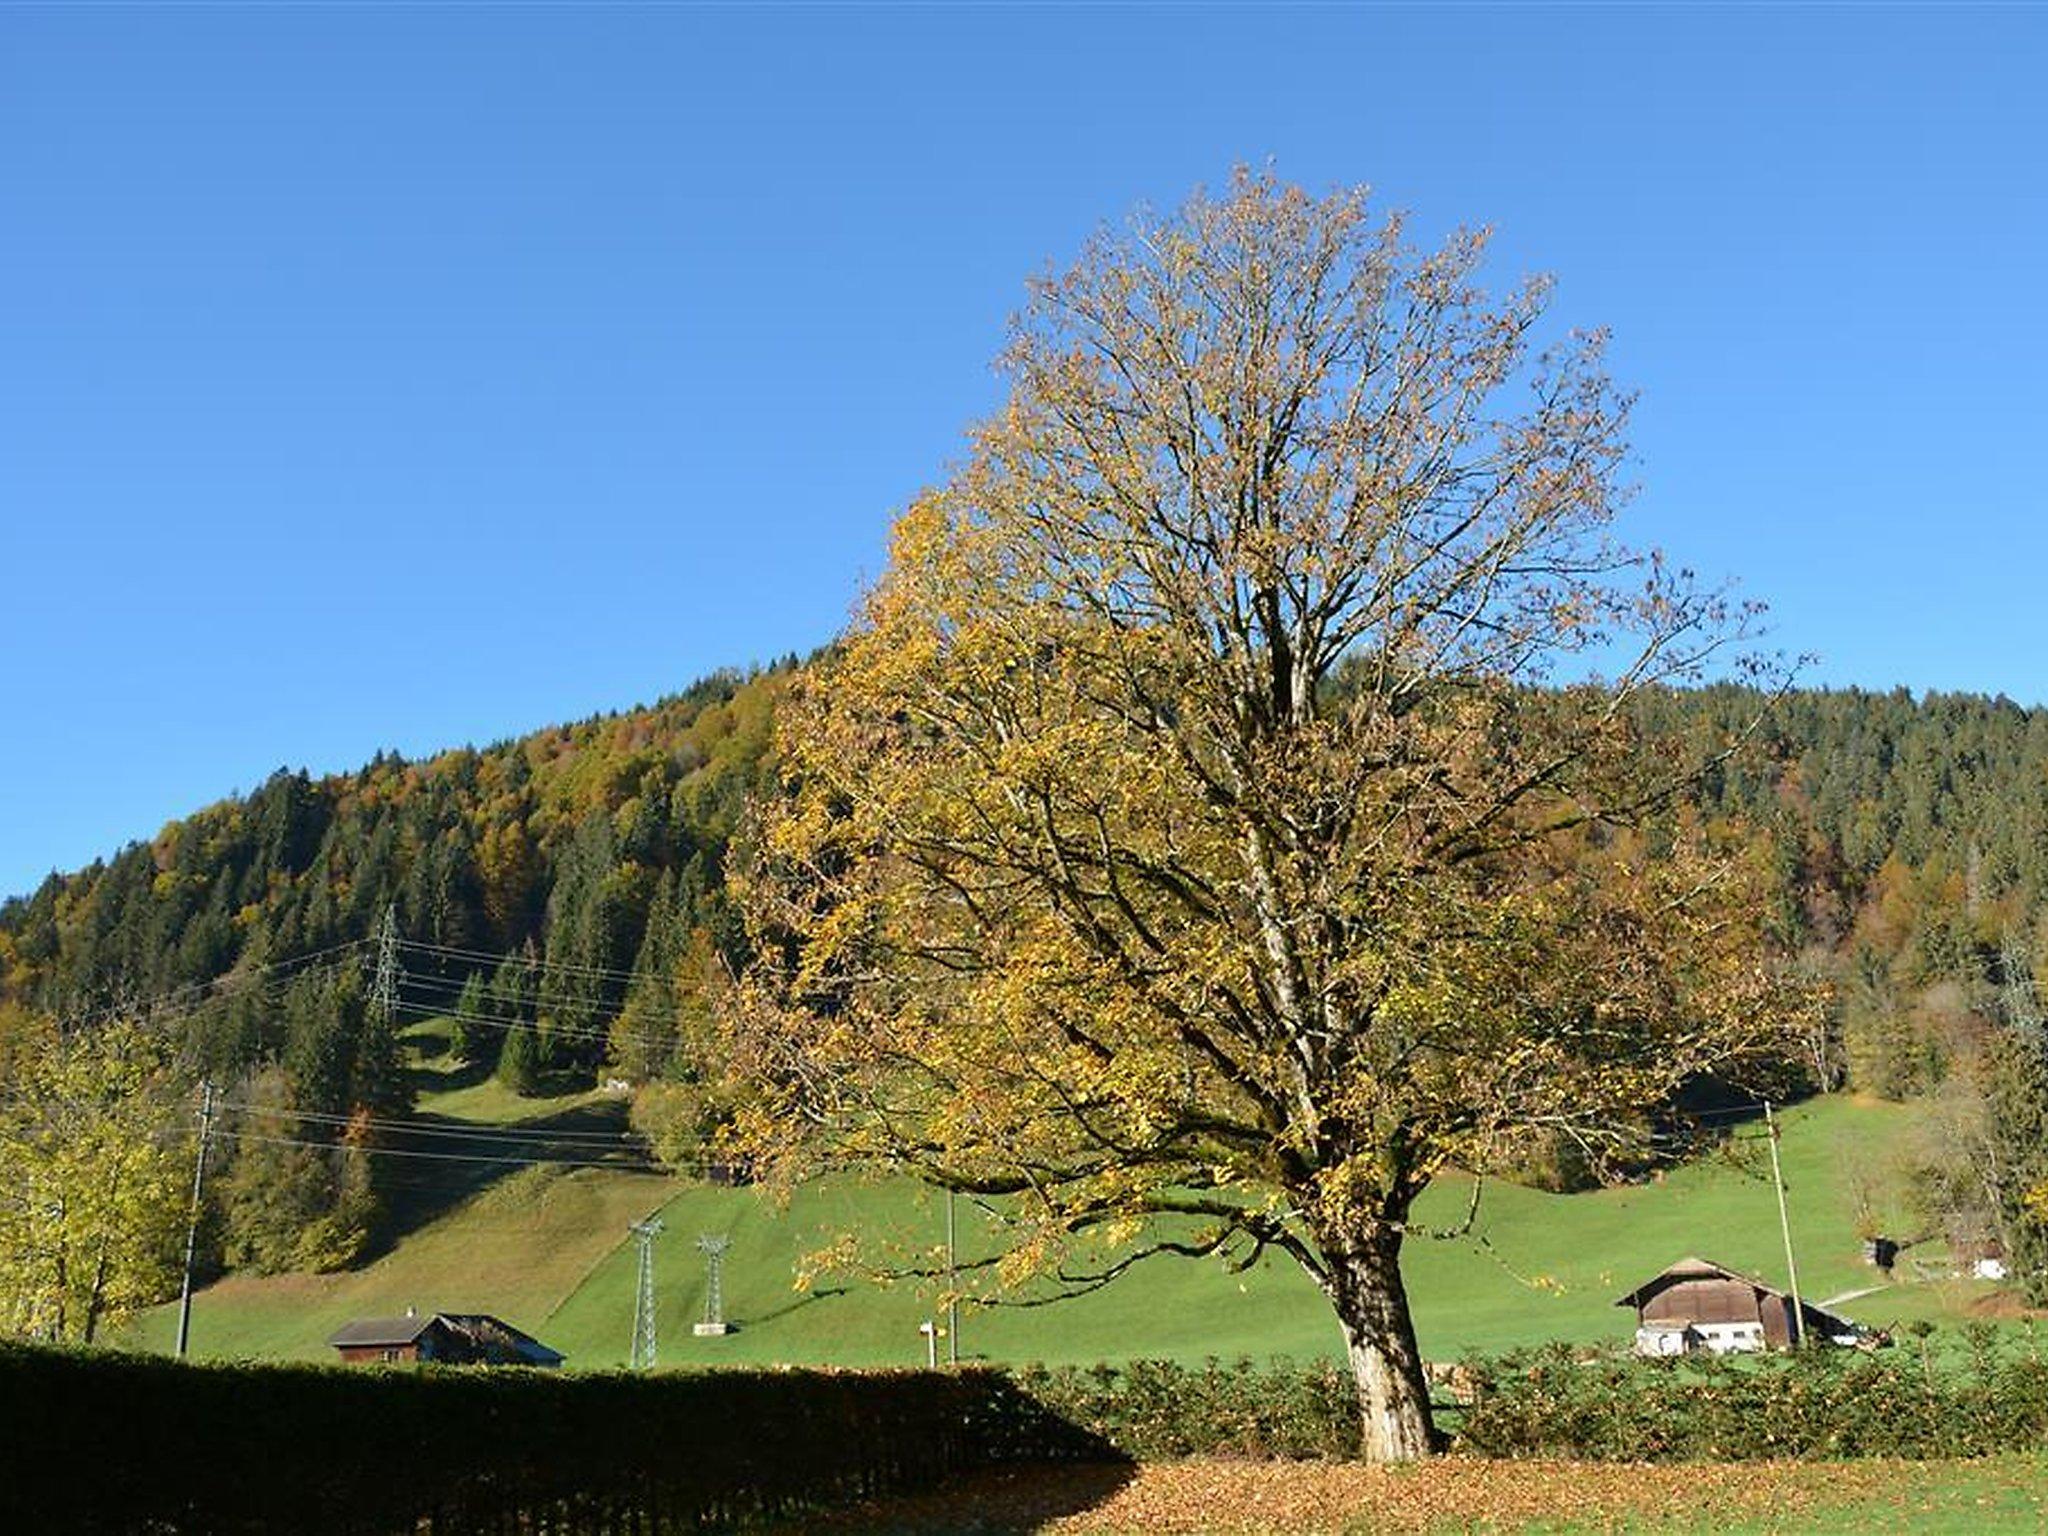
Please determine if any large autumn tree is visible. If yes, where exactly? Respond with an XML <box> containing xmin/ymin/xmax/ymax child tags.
<box><xmin>735</xmin><ymin>172</ymin><xmax>1800</xmax><ymax>1459</ymax></box>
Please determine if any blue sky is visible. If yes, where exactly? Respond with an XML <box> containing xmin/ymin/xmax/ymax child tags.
<box><xmin>3</xmin><ymin>4</ymin><xmax>2044</xmax><ymax>900</ymax></box>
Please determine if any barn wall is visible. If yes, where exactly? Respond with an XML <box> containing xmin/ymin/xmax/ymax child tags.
<box><xmin>1638</xmin><ymin>1278</ymin><xmax>1766</xmax><ymax>1328</ymax></box>
<box><xmin>334</xmin><ymin>1344</ymin><xmax>421</xmax><ymax>1365</ymax></box>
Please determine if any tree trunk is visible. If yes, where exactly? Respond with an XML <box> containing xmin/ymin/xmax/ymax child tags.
<box><xmin>1320</xmin><ymin>1224</ymin><xmax>1437</xmax><ymax>1461</ymax></box>
<box><xmin>50</xmin><ymin>1241</ymin><xmax>69</xmax><ymax>1342</ymax></box>
<box><xmin>81</xmin><ymin>1247</ymin><xmax>110</xmax><ymax>1345</ymax></box>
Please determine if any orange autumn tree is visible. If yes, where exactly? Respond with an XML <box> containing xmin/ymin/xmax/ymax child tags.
<box><xmin>732</xmin><ymin>172</ymin><xmax>1799</xmax><ymax>1460</ymax></box>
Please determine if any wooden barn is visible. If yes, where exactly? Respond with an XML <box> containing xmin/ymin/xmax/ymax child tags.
<box><xmin>1615</xmin><ymin>1257</ymin><xmax>1870</xmax><ymax>1356</ymax></box>
<box><xmin>326</xmin><ymin>1311</ymin><xmax>565</xmax><ymax>1368</ymax></box>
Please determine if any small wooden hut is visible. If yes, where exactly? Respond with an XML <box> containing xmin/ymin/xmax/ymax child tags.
<box><xmin>327</xmin><ymin>1311</ymin><xmax>565</xmax><ymax>1368</ymax></box>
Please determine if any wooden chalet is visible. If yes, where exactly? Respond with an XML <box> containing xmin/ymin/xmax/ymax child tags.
<box><xmin>326</xmin><ymin>1311</ymin><xmax>566</xmax><ymax>1368</ymax></box>
<box><xmin>1615</xmin><ymin>1257</ymin><xmax>1870</xmax><ymax>1356</ymax></box>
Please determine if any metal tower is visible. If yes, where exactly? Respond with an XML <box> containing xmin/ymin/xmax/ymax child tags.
<box><xmin>630</xmin><ymin>1216</ymin><xmax>664</xmax><ymax>1370</ymax></box>
<box><xmin>696</xmin><ymin>1234</ymin><xmax>732</xmax><ymax>1333</ymax></box>
<box><xmin>371</xmin><ymin>904</ymin><xmax>403</xmax><ymax>1026</ymax></box>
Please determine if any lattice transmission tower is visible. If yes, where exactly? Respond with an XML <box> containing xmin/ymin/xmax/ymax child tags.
<box><xmin>695</xmin><ymin>1234</ymin><xmax>733</xmax><ymax>1335</ymax></box>
<box><xmin>629</xmin><ymin>1216</ymin><xmax>664</xmax><ymax>1370</ymax></box>
<box><xmin>371</xmin><ymin>904</ymin><xmax>403</xmax><ymax>1026</ymax></box>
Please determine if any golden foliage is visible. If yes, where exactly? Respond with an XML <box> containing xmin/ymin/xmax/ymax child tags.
<box><xmin>731</xmin><ymin>171</ymin><xmax>1807</xmax><ymax>1456</ymax></box>
<box><xmin>0</xmin><ymin>1020</ymin><xmax>190</xmax><ymax>1342</ymax></box>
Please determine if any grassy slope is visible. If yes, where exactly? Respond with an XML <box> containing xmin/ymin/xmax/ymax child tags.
<box><xmin>132</xmin><ymin>1062</ymin><xmax>1999</xmax><ymax>1369</ymax></box>
<box><xmin>543</xmin><ymin>1090</ymin><xmax>1979</xmax><ymax>1371</ymax></box>
<box><xmin>125</xmin><ymin>1163</ymin><xmax>674</xmax><ymax>1360</ymax></box>
<box><xmin>125</xmin><ymin>1023</ymin><xmax>678</xmax><ymax>1360</ymax></box>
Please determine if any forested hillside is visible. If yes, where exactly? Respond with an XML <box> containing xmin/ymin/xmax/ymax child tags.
<box><xmin>1651</xmin><ymin>686</ymin><xmax>2048</xmax><ymax>1092</ymax></box>
<box><xmin>1</xmin><ymin>666</ymin><xmax>783</xmax><ymax>1021</ymax></box>
<box><xmin>0</xmin><ymin>666</ymin><xmax>785</xmax><ymax>1313</ymax></box>
<box><xmin>5</xmin><ymin>673</ymin><xmax>2048</xmax><ymax>1334</ymax></box>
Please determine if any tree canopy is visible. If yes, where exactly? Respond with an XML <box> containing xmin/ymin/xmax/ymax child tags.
<box><xmin>733</xmin><ymin>172</ymin><xmax>1806</xmax><ymax>1459</ymax></box>
<box><xmin>0</xmin><ymin>1020</ymin><xmax>189</xmax><ymax>1343</ymax></box>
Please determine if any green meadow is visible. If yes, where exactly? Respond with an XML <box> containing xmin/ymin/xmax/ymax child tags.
<box><xmin>126</xmin><ymin>1022</ymin><xmax>1998</xmax><ymax>1371</ymax></box>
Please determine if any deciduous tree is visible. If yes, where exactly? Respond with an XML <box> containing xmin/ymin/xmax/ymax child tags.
<box><xmin>735</xmin><ymin>172</ymin><xmax>1802</xmax><ymax>1460</ymax></box>
<box><xmin>0</xmin><ymin>1019</ymin><xmax>189</xmax><ymax>1342</ymax></box>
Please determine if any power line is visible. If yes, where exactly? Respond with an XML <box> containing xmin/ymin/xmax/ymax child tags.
<box><xmin>216</xmin><ymin>1099</ymin><xmax>649</xmax><ymax>1148</ymax></box>
<box><xmin>393</xmin><ymin>968</ymin><xmax>655</xmax><ymax>1012</ymax></box>
<box><xmin>226</xmin><ymin>1103</ymin><xmax>643</xmax><ymax>1143</ymax></box>
<box><xmin>0</xmin><ymin>1091</ymin><xmax>678</xmax><ymax>1162</ymax></box>
<box><xmin>46</xmin><ymin>948</ymin><xmax>674</xmax><ymax>1063</ymax></box>
<box><xmin>60</xmin><ymin>941</ymin><xmax>373</xmax><ymax>1030</ymax></box>
<box><xmin>74</xmin><ymin>960</ymin><xmax>363</xmax><ymax>1053</ymax></box>
<box><xmin>393</xmin><ymin>936</ymin><xmax>662</xmax><ymax>989</ymax></box>
<box><xmin>210</xmin><ymin>1126</ymin><xmax>674</xmax><ymax>1174</ymax></box>
<box><xmin>387</xmin><ymin>998</ymin><xmax>677</xmax><ymax>1058</ymax></box>
<box><xmin>380</xmin><ymin>938</ymin><xmax>720</xmax><ymax>1054</ymax></box>
<box><xmin>392</xmin><ymin>972</ymin><xmax>683</xmax><ymax>1048</ymax></box>
<box><xmin>389</xmin><ymin>998</ymin><xmax>624</xmax><ymax>1050</ymax></box>
<box><xmin>47</xmin><ymin>927</ymin><xmax>702</xmax><ymax>1061</ymax></box>
<box><xmin>1678</xmin><ymin>1101</ymin><xmax>1774</xmax><ymax>1122</ymax></box>
<box><xmin>219</xmin><ymin>1107</ymin><xmax>644</xmax><ymax>1147</ymax></box>
<box><xmin>59</xmin><ymin>956</ymin><xmax>369</xmax><ymax>1047</ymax></box>
<box><xmin>3</xmin><ymin>1087</ymin><xmax>727</xmax><ymax>1172</ymax></box>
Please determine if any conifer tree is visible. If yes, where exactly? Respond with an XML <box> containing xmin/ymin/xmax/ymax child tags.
<box><xmin>497</xmin><ymin>1020</ymin><xmax>542</xmax><ymax>1096</ymax></box>
<box><xmin>450</xmin><ymin>971</ymin><xmax>490</xmax><ymax>1063</ymax></box>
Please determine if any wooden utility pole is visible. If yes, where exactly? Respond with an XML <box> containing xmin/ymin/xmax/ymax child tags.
<box><xmin>175</xmin><ymin>1079</ymin><xmax>215</xmax><ymax>1359</ymax></box>
<box><xmin>945</xmin><ymin>1188</ymin><xmax>959</xmax><ymax>1367</ymax></box>
<box><xmin>1764</xmin><ymin>1101</ymin><xmax>1805</xmax><ymax>1346</ymax></box>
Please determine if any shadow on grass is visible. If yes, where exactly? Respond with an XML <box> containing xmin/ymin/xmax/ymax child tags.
<box><xmin>799</xmin><ymin>1463</ymin><xmax>1139</xmax><ymax>1535</ymax></box>
<box><xmin>366</xmin><ymin>1096</ymin><xmax>664</xmax><ymax>1257</ymax></box>
<box><xmin>742</xmin><ymin>1285</ymin><xmax>851</xmax><ymax>1328</ymax></box>
<box><xmin>795</xmin><ymin>1377</ymin><xmax>1138</xmax><ymax>1535</ymax></box>
<box><xmin>404</xmin><ymin>1046</ymin><xmax>606</xmax><ymax>1104</ymax></box>
<box><xmin>404</xmin><ymin>1050</ymin><xmax>496</xmax><ymax>1098</ymax></box>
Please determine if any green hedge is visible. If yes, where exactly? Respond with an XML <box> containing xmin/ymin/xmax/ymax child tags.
<box><xmin>16</xmin><ymin>1330</ymin><xmax>2048</xmax><ymax>1532</ymax></box>
<box><xmin>1020</xmin><ymin>1331</ymin><xmax>2048</xmax><ymax>1463</ymax></box>
<box><xmin>0</xmin><ymin>1344</ymin><xmax>1108</xmax><ymax>1534</ymax></box>
<box><xmin>1456</xmin><ymin>1327</ymin><xmax>2048</xmax><ymax>1460</ymax></box>
<box><xmin>1014</xmin><ymin>1356</ymin><xmax>1363</xmax><ymax>1460</ymax></box>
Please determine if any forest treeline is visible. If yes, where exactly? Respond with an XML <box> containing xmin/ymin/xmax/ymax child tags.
<box><xmin>3</xmin><ymin>671</ymin><xmax>2048</xmax><ymax>1332</ymax></box>
<box><xmin>1</xmin><ymin>665</ymin><xmax>782</xmax><ymax>1032</ymax></box>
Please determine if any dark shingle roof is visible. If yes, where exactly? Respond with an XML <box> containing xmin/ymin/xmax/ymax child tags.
<box><xmin>326</xmin><ymin>1315</ymin><xmax>435</xmax><ymax>1348</ymax></box>
<box><xmin>1613</xmin><ymin>1255</ymin><xmax>1739</xmax><ymax>1305</ymax></box>
<box><xmin>325</xmin><ymin>1312</ymin><xmax>566</xmax><ymax>1365</ymax></box>
<box><xmin>436</xmin><ymin>1313</ymin><xmax>567</xmax><ymax>1367</ymax></box>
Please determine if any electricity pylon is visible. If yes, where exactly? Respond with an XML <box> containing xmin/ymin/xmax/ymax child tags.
<box><xmin>630</xmin><ymin>1216</ymin><xmax>664</xmax><ymax>1370</ymax></box>
<box><xmin>696</xmin><ymin>1234</ymin><xmax>732</xmax><ymax>1334</ymax></box>
<box><xmin>371</xmin><ymin>904</ymin><xmax>402</xmax><ymax>1026</ymax></box>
